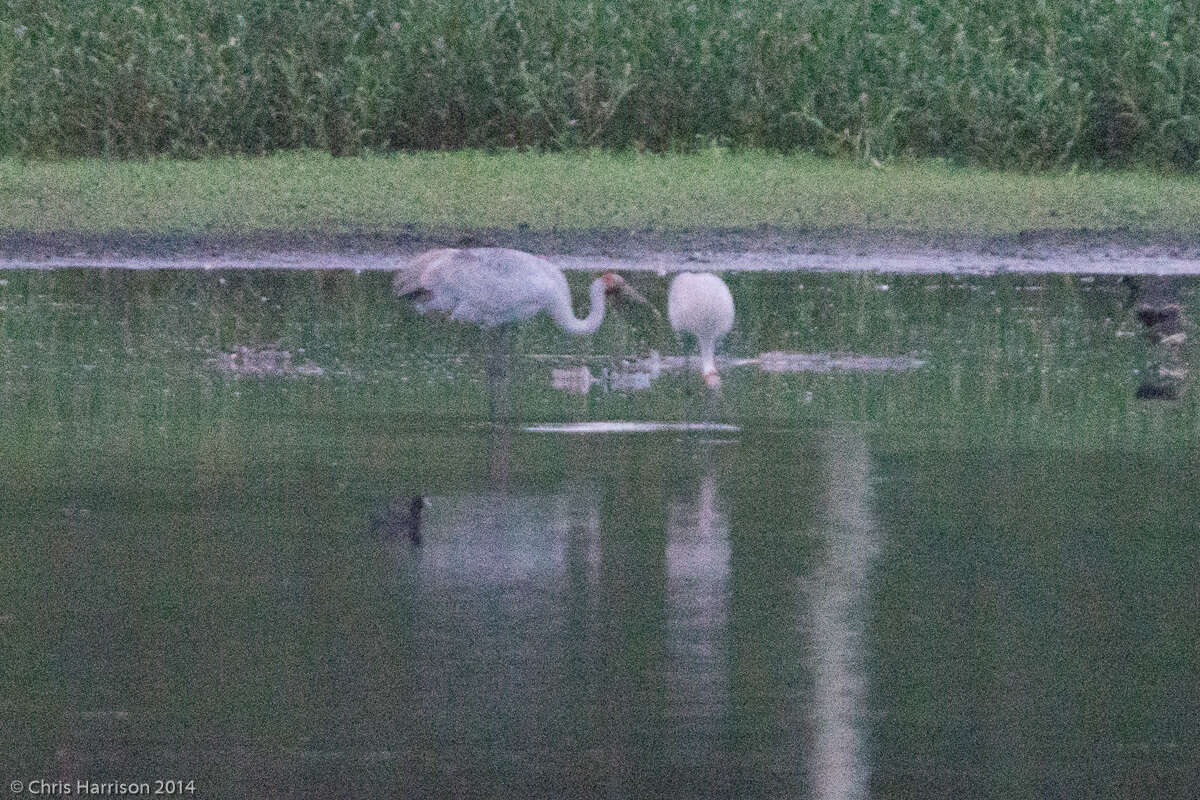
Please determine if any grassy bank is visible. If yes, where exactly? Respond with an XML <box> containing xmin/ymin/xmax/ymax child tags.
<box><xmin>2</xmin><ymin>150</ymin><xmax>1199</xmax><ymax>238</ymax></box>
<box><xmin>1</xmin><ymin>0</ymin><xmax>1198</xmax><ymax>168</ymax></box>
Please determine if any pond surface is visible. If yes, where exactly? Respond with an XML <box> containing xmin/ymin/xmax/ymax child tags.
<box><xmin>0</xmin><ymin>269</ymin><xmax>1197</xmax><ymax>798</ymax></box>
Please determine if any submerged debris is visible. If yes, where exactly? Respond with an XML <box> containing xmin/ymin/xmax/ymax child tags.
<box><xmin>550</xmin><ymin>354</ymin><xmax>662</xmax><ymax>394</ymax></box>
<box><xmin>525</xmin><ymin>421</ymin><xmax>740</xmax><ymax>434</ymax></box>
<box><xmin>751</xmin><ymin>351</ymin><xmax>927</xmax><ymax>373</ymax></box>
<box><xmin>606</xmin><ymin>369</ymin><xmax>655</xmax><ymax>392</ymax></box>
<box><xmin>551</xmin><ymin>365</ymin><xmax>600</xmax><ymax>394</ymax></box>
<box><xmin>206</xmin><ymin>345</ymin><xmax>325</xmax><ymax>378</ymax></box>
<box><xmin>547</xmin><ymin>349</ymin><xmax>926</xmax><ymax>394</ymax></box>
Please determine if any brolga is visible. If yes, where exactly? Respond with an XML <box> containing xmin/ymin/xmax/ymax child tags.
<box><xmin>394</xmin><ymin>247</ymin><xmax>649</xmax><ymax>332</ymax></box>
<box><xmin>395</xmin><ymin>247</ymin><xmax>652</xmax><ymax>419</ymax></box>
<box><xmin>668</xmin><ymin>272</ymin><xmax>735</xmax><ymax>387</ymax></box>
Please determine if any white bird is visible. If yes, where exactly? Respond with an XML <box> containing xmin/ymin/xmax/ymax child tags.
<box><xmin>394</xmin><ymin>247</ymin><xmax>648</xmax><ymax>332</ymax></box>
<box><xmin>668</xmin><ymin>272</ymin><xmax>735</xmax><ymax>387</ymax></box>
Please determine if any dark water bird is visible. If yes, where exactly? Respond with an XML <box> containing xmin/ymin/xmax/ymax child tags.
<box><xmin>668</xmin><ymin>271</ymin><xmax>735</xmax><ymax>387</ymax></box>
<box><xmin>1128</xmin><ymin>276</ymin><xmax>1190</xmax><ymax>400</ymax></box>
<box><xmin>371</xmin><ymin>495</ymin><xmax>430</xmax><ymax>545</ymax></box>
<box><xmin>393</xmin><ymin>247</ymin><xmax>652</xmax><ymax>331</ymax></box>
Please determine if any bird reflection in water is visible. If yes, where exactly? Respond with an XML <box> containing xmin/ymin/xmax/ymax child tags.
<box><xmin>665</xmin><ymin>459</ymin><xmax>732</xmax><ymax>778</ymax></box>
<box><xmin>370</xmin><ymin>495</ymin><xmax>430</xmax><ymax>545</ymax></box>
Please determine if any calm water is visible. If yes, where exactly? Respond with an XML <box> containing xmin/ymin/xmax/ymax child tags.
<box><xmin>1</xmin><ymin>269</ymin><xmax>1197</xmax><ymax>798</ymax></box>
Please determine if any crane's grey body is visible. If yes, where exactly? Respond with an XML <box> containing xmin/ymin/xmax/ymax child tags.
<box><xmin>395</xmin><ymin>247</ymin><xmax>612</xmax><ymax>332</ymax></box>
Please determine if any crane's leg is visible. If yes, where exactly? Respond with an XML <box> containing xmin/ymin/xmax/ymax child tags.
<box><xmin>485</xmin><ymin>325</ymin><xmax>516</xmax><ymax>424</ymax></box>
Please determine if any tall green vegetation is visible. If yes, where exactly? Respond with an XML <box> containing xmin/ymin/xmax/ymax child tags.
<box><xmin>2</xmin><ymin>0</ymin><xmax>1198</xmax><ymax>168</ymax></box>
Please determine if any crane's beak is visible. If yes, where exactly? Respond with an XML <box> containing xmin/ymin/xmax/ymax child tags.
<box><xmin>619</xmin><ymin>284</ymin><xmax>662</xmax><ymax>319</ymax></box>
<box><xmin>601</xmin><ymin>272</ymin><xmax>663</xmax><ymax>319</ymax></box>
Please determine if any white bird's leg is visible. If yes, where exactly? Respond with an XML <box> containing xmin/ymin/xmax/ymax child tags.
<box><xmin>699</xmin><ymin>338</ymin><xmax>721</xmax><ymax>388</ymax></box>
<box><xmin>488</xmin><ymin>422</ymin><xmax>512</xmax><ymax>491</ymax></box>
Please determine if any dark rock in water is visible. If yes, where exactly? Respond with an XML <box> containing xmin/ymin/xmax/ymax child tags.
<box><xmin>371</xmin><ymin>495</ymin><xmax>428</xmax><ymax>545</ymax></box>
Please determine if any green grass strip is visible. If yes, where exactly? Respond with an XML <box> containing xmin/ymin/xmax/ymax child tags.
<box><xmin>2</xmin><ymin>150</ymin><xmax>1198</xmax><ymax>237</ymax></box>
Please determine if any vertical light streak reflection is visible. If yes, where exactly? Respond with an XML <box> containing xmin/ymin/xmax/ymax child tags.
<box><xmin>804</xmin><ymin>430</ymin><xmax>881</xmax><ymax>800</ymax></box>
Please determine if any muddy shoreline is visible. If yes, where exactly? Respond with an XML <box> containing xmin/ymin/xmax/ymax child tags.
<box><xmin>4</xmin><ymin>227</ymin><xmax>1200</xmax><ymax>274</ymax></box>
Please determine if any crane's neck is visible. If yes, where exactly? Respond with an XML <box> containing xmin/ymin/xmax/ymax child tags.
<box><xmin>551</xmin><ymin>278</ymin><xmax>608</xmax><ymax>334</ymax></box>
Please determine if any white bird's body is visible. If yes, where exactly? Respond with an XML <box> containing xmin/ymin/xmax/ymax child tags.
<box><xmin>668</xmin><ymin>272</ymin><xmax>735</xmax><ymax>386</ymax></box>
<box><xmin>394</xmin><ymin>247</ymin><xmax>627</xmax><ymax>334</ymax></box>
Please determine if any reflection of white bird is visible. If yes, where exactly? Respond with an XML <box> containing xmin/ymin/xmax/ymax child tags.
<box><xmin>394</xmin><ymin>248</ymin><xmax>647</xmax><ymax>332</ymax></box>
<box><xmin>668</xmin><ymin>272</ymin><xmax>735</xmax><ymax>387</ymax></box>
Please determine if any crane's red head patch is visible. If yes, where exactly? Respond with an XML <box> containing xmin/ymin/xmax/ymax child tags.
<box><xmin>600</xmin><ymin>271</ymin><xmax>626</xmax><ymax>297</ymax></box>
